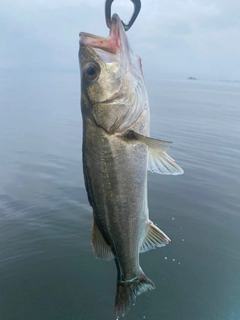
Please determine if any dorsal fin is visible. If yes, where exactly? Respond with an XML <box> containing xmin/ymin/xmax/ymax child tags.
<box><xmin>91</xmin><ymin>218</ymin><xmax>114</xmax><ymax>261</ymax></box>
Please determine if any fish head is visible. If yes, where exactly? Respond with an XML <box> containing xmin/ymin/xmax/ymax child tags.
<box><xmin>79</xmin><ymin>14</ymin><xmax>148</xmax><ymax>134</ymax></box>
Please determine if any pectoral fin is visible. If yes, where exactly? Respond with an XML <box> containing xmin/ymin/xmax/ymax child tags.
<box><xmin>92</xmin><ymin>218</ymin><xmax>114</xmax><ymax>261</ymax></box>
<box><xmin>126</xmin><ymin>130</ymin><xmax>184</xmax><ymax>175</ymax></box>
<box><xmin>140</xmin><ymin>221</ymin><xmax>171</xmax><ymax>253</ymax></box>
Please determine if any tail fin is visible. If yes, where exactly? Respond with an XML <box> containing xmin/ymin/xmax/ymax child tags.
<box><xmin>115</xmin><ymin>272</ymin><xmax>155</xmax><ymax>318</ymax></box>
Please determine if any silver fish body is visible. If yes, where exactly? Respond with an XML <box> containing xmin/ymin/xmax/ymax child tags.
<box><xmin>79</xmin><ymin>14</ymin><xmax>183</xmax><ymax>317</ymax></box>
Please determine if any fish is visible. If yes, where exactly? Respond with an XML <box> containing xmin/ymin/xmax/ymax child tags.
<box><xmin>78</xmin><ymin>13</ymin><xmax>183</xmax><ymax>317</ymax></box>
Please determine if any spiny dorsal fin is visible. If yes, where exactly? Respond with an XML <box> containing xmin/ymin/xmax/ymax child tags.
<box><xmin>92</xmin><ymin>218</ymin><xmax>114</xmax><ymax>261</ymax></box>
<box><xmin>126</xmin><ymin>130</ymin><xmax>184</xmax><ymax>175</ymax></box>
<box><xmin>140</xmin><ymin>221</ymin><xmax>171</xmax><ymax>253</ymax></box>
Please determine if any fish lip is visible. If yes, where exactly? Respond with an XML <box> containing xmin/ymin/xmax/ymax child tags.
<box><xmin>79</xmin><ymin>14</ymin><xmax>128</xmax><ymax>54</ymax></box>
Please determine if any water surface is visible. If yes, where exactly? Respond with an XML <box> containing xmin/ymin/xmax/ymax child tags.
<box><xmin>0</xmin><ymin>71</ymin><xmax>240</xmax><ymax>320</ymax></box>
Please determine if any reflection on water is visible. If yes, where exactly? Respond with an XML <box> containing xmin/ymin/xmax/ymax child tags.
<box><xmin>0</xmin><ymin>71</ymin><xmax>240</xmax><ymax>319</ymax></box>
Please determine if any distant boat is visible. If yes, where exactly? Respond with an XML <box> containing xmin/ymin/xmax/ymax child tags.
<box><xmin>188</xmin><ymin>77</ymin><xmax>197</xmax><ymax>80</ymax></box>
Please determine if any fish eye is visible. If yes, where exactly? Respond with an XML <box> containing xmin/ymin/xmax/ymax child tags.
<box><xmin>83</xmin><ymin>63</ymin><xmax>99</xmax><ymax>81</ymax></box>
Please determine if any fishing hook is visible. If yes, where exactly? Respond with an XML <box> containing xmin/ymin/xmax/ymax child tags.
<box><xmin>105</xmin><ymin>0</ymin><xmax>141</xmax><ymax>31</ymax></box>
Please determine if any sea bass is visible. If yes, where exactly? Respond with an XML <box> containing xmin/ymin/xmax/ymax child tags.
<box><xmin>79</xmin><ymin>14</ymin><xmax>183</xmax><ymax>317</ymax></box>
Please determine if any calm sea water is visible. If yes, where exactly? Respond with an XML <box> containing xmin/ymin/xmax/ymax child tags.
<box><xmin>0</xmin><ymin>71</ymin><xmax>240</xmax><ymax>320</ymax></box>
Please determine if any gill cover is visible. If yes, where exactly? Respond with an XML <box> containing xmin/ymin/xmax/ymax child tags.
<box><xmin>79</xmin><ymin>14</ymin><xmax>148</xmax><ymax>134</ymax></box>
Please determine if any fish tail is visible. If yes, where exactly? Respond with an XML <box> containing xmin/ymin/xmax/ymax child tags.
<box><xmin>115</xmin><ymin>272</ymin><xmax>155</xmax><ymax>317</ymax></box>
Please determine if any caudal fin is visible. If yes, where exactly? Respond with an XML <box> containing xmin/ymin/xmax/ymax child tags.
<box><xmin>115</xmin><ymin>272</ymin><xmax>155</xmax><ymax>318</ymax></box>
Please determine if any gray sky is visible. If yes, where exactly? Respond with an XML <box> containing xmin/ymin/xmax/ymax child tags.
<box><xmin>0</xmin><ymin>0</ymin><xmax>239</xmax><ymax>80</ymax></box>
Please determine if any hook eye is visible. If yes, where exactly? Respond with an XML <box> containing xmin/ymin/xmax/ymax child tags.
<box><xmin>105</xmin><ymin>0</ymin><xmax>141</xmax><ymax>31</ymax></box>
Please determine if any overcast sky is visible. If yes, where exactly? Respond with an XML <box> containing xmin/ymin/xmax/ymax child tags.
<box><xmin>0</xmin><ymin>0</ymin><xmax>239</xmax><ymax>80</ymax></box>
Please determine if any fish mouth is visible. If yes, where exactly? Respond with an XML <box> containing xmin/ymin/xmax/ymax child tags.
<box><xmin>79</xmin><ymin>14</ymin><xmax>129</xmax><ymax>55</ymax></box>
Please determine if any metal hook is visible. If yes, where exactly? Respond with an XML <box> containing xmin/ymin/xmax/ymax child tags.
<box><xmin>105</xmin><ymin>0</ymin><xmax>141</xmax><ymax>31</ymax></box>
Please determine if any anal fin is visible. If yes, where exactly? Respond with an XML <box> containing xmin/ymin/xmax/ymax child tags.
<box><xmin>91</xmin><ymin>218</ymin><xmax>114</xmax><ymax>261</ymax></box>
<box><xmin>140</xmin><ymin>221</ymin><xmax>171</xmax><ymax>253</ymax></box>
